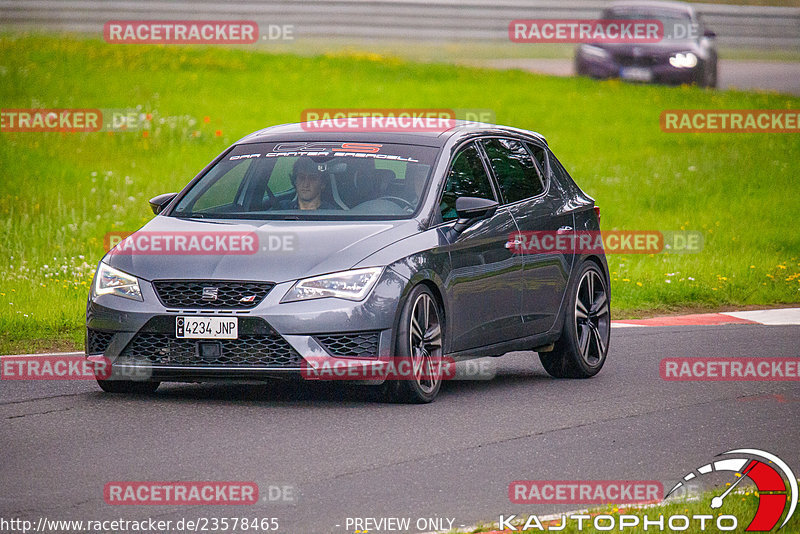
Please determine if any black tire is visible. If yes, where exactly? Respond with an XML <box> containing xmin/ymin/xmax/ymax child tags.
<box><xmin>540</xmin><ymin>261</ymin><xmax>610</xmax><ymax>378</ymax></box>
<box><xmin>706</xmin><ymin>61</ymin><xmax>718</xmax><ymax>89</ymax></box>
<box><xmin>698</xmin><ymin>60</ymin><xmax>717</xmax><ymax>89</ymax></box>
<box><xmin>574</xmin><ymin>58</ymin><xmax>585</xmax><ymax>77</ymax></box>
<box><xmin>96</xmin><ymin>379</ymin><xmax>160</xmax><ymax>394</ymax></box>
<box><xmin>380</xmin><ymin>284</ymin><xmax>444</xmax><ymax>403</ymax></box>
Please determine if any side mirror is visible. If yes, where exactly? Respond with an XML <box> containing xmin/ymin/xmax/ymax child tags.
<box><xmin>451</xmin><ymin>196</ymin><xmax>499</xmax><ymax>235</ymax></box>
<box><xmin>149</xmin><ymin>193</ymin><xmax>177</xmax><ymax>215</ymax></box>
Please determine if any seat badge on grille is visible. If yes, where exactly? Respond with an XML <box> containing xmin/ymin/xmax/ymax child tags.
<box><xmin>202</xmin><ymin>287</ymin><xmax>219</xmax><ymax>301</ymax></box>
<box><xmin>239</xmin><ymin>295</ymin><xmax>257</xmax><ymax>304</ymax></box>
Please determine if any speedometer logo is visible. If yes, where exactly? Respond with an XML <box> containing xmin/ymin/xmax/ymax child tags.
<box><xmin>666</xmin><ymin>449</ymin><xmax>797</xmax><ymax>531</ymax></box>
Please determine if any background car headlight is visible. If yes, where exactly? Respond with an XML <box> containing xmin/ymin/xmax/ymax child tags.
<box><xmin>669</xmin><ymin>52</ymin><xmax>698</xmax><ymax>68</ymax></box>
<box><xmin>93</xmin><ymin>262</ymin><xmax>143</xmax><ymax>301</ymax></box>
<box><xmin>579</xmin><ymin>45</ymin><xmax>611</xmax><ymax>60</ymax></box>
<box><xmin>282</xmin><ymin>267</ymin><xmax>383</xmax><ymax>302</ymax></box>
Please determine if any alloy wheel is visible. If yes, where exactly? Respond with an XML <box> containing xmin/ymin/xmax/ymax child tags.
<box><xmin>574</xmin><ymin>269</ymin><xmax>610</xmax><ymax>366</ymax></box>
<box><xmin>407</xmin><ymin>292</ymin><xmax>443</xmax><ymax>394</ymax></box>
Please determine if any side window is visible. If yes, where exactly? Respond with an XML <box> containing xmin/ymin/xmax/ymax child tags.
<box><xmin>525</xmin><ymin>142</ymin><xmax>549</xmax><ymax>182</ymax></box>
<box><xmin>548</xmin><ymin>150</ymin><xmax>573</xmax><ymax>185</ymax></box>
<box><xmin>267</xmin><ymin>157</ymin><xmax>295</xmax><ymax>194</ymax></box>
<box><xmin>482</xmin><ymin>138</ymin><xmax>544</xmax><ymax>203</ymax></box>
<box><xmin>193</xmin><ymin>161</ymin><xmax>251</xmax><ymax>211</ymax></box>
<box><xmin>374</xmin><ymin>159</ymin><xmax>407</xmax><ymax>180</ymax></box>
<box><xmin>439</xmin><ymin>143</ymin><xmax>495</xmax><ymax>221</ymax></box>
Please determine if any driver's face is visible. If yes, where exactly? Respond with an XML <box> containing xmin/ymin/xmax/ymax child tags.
<box><xmin>295</xmin><ymin>172</ymin><xmax>324</xmax><ymax>202</ymax></box>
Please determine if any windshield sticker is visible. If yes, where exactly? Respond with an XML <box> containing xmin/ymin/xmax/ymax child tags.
<box><xmin>229</xmin><ymin>153</ymin><xmax>261</xmax><ymax>160</ymax></box>
<box><xmin>273</xmin><ymin>142</ymin><xmax>382</xmax><ymax>153</ymax></box>
<box><xmin>260</xmin><ymin>143</ymin><xmax>417</xmax><ymax>162</ymax></box>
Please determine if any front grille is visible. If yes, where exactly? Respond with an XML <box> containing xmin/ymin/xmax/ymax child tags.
<box><xmin>152</xmin><ymin>280</ymin><xmax>273</xmax><ymax>309</ymax></box>
<box><xmin>614</xmin><ymin>54</ymin><xmax>665</xmax><ymax>68</ymax></box>
<box><xmin>86</xmin><ymin>328</ymin><xmax>114</xmax><ymax>354</ymax></box>
<box><xmin>117</xmin><ymin>316</ymin><xmax>302</xmax><ymax>368</ymax></box>
<box><xmin>119</xmin><ymin>333</ymin><xmax>303</xmax><ymax>367</ymax></box>
<box><xmin>315</xmin><ymin>331</ymin><xmax>381</xmax><ymax>358</ymax></box>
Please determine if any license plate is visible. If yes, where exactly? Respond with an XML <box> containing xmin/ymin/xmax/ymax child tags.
<box><xmin>620</xmin><ymin>67</ymin><xmax>653</xmax><ymax>82</ymax></box>
<box><xmin>176</xmin><ymin>316</ymin><xmax>238</xmax><ymax>339</ymax></box>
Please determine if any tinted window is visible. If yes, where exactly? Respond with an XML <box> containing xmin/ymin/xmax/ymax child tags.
<box><xmin>548</xmin><ymin>151</ymin><xmax>573</xmax><ymax>185</ymax></box>
<box><xmin>440</xmin><ymin>143</ymin><xmax>495</xmax><ymax>221</ymax></box>
<box><xmin>482</xmin><ymin>138</ymin><xmax>544</xmax><ymax>203</ymax></box>
<box><xmin>603</xmin><ymin>8</ymin><xmax>695</xmax><ymax>43</ymax></box>
<box><xmin>526</xmin><ymin>142</ymin><xmax>548</xmax><ymax>176</ymax></box>
<box><xmin>193</xmin><ymin>160</ymin><xmax>251</xmax><ymax>211</ymax></box>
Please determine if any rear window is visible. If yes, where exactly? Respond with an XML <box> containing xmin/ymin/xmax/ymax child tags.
<box><xmin>171</xmin><ymin>142</ymin><xmax>438</xmax><ymax>220</ymax></box>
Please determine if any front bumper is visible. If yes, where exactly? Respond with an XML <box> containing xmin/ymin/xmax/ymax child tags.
<box><xmin>576</xmin><ymin>54</ymin><xmax>703</xmax><ymax>85</ymax></box>
<box><xmin>85</xmin><ymin>269</ymin><xmax>408</xmax><ymax>384</ymax></box>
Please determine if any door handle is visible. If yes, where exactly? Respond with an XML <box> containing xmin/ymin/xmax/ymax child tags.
<box><xmin>505</xmin><ymin>235</ymin><xmax>525</xmax><ymax>249</ymax></box>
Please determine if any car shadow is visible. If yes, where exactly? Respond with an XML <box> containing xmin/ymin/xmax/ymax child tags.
<box><xmin>87</xmin><ymin>363</ymin><xmax>557</xmax><ymax>406</ymax></box>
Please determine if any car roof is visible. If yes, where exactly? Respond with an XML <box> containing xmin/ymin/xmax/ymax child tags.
<box><xmin>605</xmin><ymin>0</ymin><xmax>694</xmax><ymax>15</ymax></box>
<box><xmin>236</xmin><ymin>119</ymin><xmax>547</xmax><ymax>148</ymax></box>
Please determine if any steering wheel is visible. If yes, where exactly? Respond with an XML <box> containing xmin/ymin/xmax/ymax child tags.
<box><xmin>380</xmin><ymin>196</ymin><xmax>415</xmax><ymax>212</ymax></box>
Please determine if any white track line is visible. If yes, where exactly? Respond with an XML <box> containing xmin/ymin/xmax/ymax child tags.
<box><xmin>722</xmin><ymin>307</ymin><xmax>800</xmax><ymax>325</ymax></box>
<box><xmin>613</xmin><ymin>307</ymin><xmax>800</xmax><ymax>327</ymax></box>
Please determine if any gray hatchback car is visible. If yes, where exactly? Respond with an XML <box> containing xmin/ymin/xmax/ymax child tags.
<box><xmin>86</xmin><ymin>120</ymin><xmax>610</xmax><ymax>403</ymax></box>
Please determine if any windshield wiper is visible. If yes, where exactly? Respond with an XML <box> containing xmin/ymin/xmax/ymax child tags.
<box><xmin>172</xmin><ymin>212</ymin><xmax>215</xmax><ymax>219</ymax></box>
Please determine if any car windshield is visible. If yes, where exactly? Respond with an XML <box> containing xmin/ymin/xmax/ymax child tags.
<box><xmin>602</xmin><ymin>7</ymin><xmax>698</xmax><ymax>41</ymax></box>
<box><xmin>605</xmin><ymin>9</ymin><xmax>695</xmax><ymax>41</ymax></box>
<box><xmin>170</xmin><ymin>141</ymin><xmax>438</xmax><ymax>220</ymax></box>
<box><xmin>606</xmin><ymin>8</ymin><xmax>690</xmax><ymax>24</ymax></box>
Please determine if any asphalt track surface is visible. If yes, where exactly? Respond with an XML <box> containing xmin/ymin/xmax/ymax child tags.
<box><xmin>467</xmin><ymin>59</ymin><xmax>800</xmax><ymax>96</ymax></box>
<box><xmin>2</xmin><ymin>324</ymin><xmax>799</xmax><ymax>533</ymax></box>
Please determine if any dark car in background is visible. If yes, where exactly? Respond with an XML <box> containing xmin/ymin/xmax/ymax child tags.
<box><xmin>575</xmin><ymin>0</ymin><xmax>718</xmax><ymax>87</ymax></box>
<box><xmin>86</xmin><ymin>120</ymin><xmax>610</xmax><ymax>403</ymax></box>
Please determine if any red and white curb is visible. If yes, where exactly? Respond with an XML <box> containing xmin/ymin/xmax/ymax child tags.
<box><xmin>612</xmin><ymin>307</ymin><xmax>800</xmax><ymax>328</ymax></box>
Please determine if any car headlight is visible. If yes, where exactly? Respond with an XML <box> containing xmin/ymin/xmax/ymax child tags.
<box><xmin>93</xmin><ymin>262</ymin><xmax>143</xmax><ymax>301</ymax></box>
<box><xmin>579</xmin><ymin>45</ymin><xmax>610</xmax><ymax>60</ymax></box>
<box><xmin>669</xmin><ymin>52</ymin><xmax>698</xmax><ymax>68</ymax></box>
<box><xmin>281</xmin><ymin>267</ymin><xmax>383</xmax><ymax>303</ymax></box>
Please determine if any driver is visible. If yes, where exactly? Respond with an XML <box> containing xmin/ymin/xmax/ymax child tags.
<box><xmin>282</xmin><ymin>157</ymin><xmax>340</xmax><ymax>210</ymax></box>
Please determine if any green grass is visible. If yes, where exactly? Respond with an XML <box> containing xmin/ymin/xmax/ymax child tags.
<box><xmin>1</xmin><ymin>34</ymin><xmax>799</xmax><ymax>353</ymax></box>
<box><xmin>214</xmin><ymin>39</ymin><xmax>800</xmax><ymax>63</ymax></box>
<box><xmin>463</xmin><ymin>485</ymin><xmax>800</xmax><ymax>533</ymax></box>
